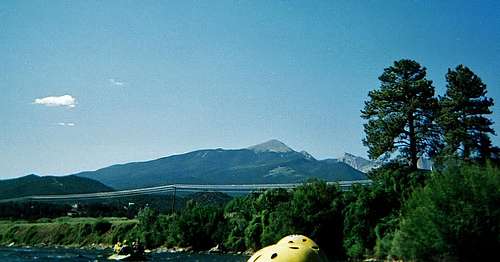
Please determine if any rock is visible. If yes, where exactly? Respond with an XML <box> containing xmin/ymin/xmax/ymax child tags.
<box><xmin>208</xmin><ymin>244</ymin><xmax>221</xmax><ymax>253</ymax></box>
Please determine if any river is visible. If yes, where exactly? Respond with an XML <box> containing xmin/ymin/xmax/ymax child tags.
<box><xmin>0</xmin><ymin>247</ymin><xmax>248</xmax><ymax>261</ymax></box>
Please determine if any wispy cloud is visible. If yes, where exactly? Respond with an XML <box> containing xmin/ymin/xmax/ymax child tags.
<box><xmin>57</xmin><ymin>122</ymin><xmax>76</xmax><ymax>127</ymax></box>
<box><xmin>109</xmin><ymin>78</ymin><xmax>126</xmax><ymax>86</ymax></box>
<box><xmin>34</xmin><ymin>95</ymin><xmax>76</xmax><ymax>108</ymax></box>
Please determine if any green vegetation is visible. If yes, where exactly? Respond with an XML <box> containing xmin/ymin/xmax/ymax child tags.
<box><xmin>437</xmin><ymin>65</ymin><xmax>498</xmax><ymax>161</ymax></box>
<box><xmin>342</xmin><ymin>163</ymin><xmax>429</xmax><ymax>259</ymax></box>
<box><xmin>0</xmin><ymin>217</ymin><xmax>137</xmax><ymax>247</ymax></box>
<box><xmin>361</xmin><ymin>59</ymin><xmax>438</xmax><ymax>169</ymax></box>
<box><xmin>391</xmin><ymin>164</ymin><xmax>500</xmax><ymax>261</ymax></box>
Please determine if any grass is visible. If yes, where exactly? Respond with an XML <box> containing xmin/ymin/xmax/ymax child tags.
<box><xmin>0</xmin><ymin>217</ymin><xmax>138</xmax><ymax>247</ymax></box>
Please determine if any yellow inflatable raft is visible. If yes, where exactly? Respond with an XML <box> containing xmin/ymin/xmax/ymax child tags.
<box><xmin>247</xmin><ymin>235</ymin><xmax>329</xmax><ymax>262</ymax></box>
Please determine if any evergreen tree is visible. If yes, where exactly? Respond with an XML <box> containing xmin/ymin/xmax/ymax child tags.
<box><xmin>361</xmin><ymin>59</ymin><xmax>438</xmax><ymax>169</ymax></box>
<box><xmin>438</xmin><ymin>65</ymin><xmax>497</xmax><ymax>161</ymax></box>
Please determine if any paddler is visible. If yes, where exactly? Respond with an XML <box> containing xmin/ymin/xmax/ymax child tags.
<box><xmin>113</xmin><ymin>240</ymin><xmax>122</xmax><ymax>254</ymax></box>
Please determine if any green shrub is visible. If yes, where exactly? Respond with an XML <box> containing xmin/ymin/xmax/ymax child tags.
<box><xmin>173</xmin><ymin>201</ymin><xmax>227</xmax><ymax>250</ymax></box>
<box><xmin>391</xmin><ymin>164</ymin><xmax>500</xmax><ymax>261</ymax></box>
<box><xmin>223</xmin><ymin>197</ymin><xmax>252</xmax><ymax>250</ymax></box>
<box><xmin>136</xmin><ymin>207</ymin><xmax>163</xmax><ymax>248</ymax></box>
<box><xmin>93</xmin><ymin>219</ymin><xmax>112</xmax><ymax>234</ymax></box>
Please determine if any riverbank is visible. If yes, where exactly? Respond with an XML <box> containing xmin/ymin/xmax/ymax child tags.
<box><xmin>0</xmin><ymin>217</ymin><xmax>251</xmax><ymax>256</ymax></box>
<box><xmin>0</xmin><ymin>217</ymin><xmax>137</xmax><ymax>248</ymax></box>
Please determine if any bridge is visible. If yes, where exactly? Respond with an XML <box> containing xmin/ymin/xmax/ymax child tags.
<box><xmin>0</xmin><ymin>180</ymin><xmax>372</xmax><ymax>203</ymax></box>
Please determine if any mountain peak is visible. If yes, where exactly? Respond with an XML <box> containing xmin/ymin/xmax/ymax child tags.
<box><xmin>248</xmin><ymin>139</ymin><xmax>294</xmax><ymax>153</ymax></box>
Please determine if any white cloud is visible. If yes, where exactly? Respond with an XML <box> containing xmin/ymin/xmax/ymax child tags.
<box><xmin>109</xmin><ymin>78</ymin><xmax>125</xmax><ymax>86</ymax></box>
<box><xmin>57</xmin><ymin>122</ymin><xmax>76</xmax><ymax>127</ymax></box>
<box><xmin>34</xmin><ymin>95</ymin><xmax>76</xmax><ymax>108</ymax></box>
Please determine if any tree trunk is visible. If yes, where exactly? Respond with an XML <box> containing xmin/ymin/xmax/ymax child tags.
<box><xmin>462</xmin><ymin>111</ymin><xmax>470</xmax><ymax>160</ymax></box>
<box><xmin>408</xmin><ymin>112</ymin><xmax>418</xmax><ymax>169</ymax></box>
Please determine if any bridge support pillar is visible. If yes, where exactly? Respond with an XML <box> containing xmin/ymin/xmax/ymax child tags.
<box><xmin>171</xmin><ymin>186</ymin><xmax>176</xmax><ymax>214</ymax></box>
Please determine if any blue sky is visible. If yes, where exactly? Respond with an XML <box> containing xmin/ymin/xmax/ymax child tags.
<box><xmin>1</xmin><ymin>0</ymin><xmax>499</xmax><ymax>178</ymax></box>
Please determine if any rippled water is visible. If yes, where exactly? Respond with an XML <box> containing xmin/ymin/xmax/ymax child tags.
<box><xmin>0</xmin><ymin>247</ymin><xmax>248</xmax><ymax>261</ymax></box>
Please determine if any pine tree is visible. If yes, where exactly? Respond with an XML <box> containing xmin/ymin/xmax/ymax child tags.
<box><xmin>438</xmin><ymin>65</ymin><xmax>496</xmax><ymax>161</ymax></box>
<box><xmin>361</xmin><ymin>59</ymin><xmax>438</xmax><ymax>169</ymax></box>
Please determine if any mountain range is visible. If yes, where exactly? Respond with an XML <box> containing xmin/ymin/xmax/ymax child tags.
<box><xmin>1</xmin><ymin>140</ymin><xmax>375</xmax><ymax>199</ymax></box>
<box><xmin>75</xmin><ymin>140</ymin><xmax>369</xmax><ymax>190</ymax></box>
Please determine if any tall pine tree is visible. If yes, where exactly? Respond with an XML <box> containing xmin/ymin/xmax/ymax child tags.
<box><xmin>361</xmin><ymin>59</ymin><xmax>438</xmax><ymax>169</ymax></box>
<box><xmin>438</xmin><ymin>65</ymin><xmax>497</xmax><ymax>161</ymax></box>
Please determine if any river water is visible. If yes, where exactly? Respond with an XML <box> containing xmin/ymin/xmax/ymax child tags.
<box><xmin>0</xmin><ymin>247</ymin><xmax>248</xmax><ymax>261</ymax></box>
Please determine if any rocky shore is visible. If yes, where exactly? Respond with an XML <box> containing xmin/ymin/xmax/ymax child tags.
<box><xmin>1</xmin><ymin>242</ymin><xmax>253</xmax><ymax>257</ymax></box>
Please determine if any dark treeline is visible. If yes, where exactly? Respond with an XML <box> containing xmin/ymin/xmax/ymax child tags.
<box><xmin>0</xmin><ymin>192</ymin><xmax>231</xmax><ymax>220</ymax></box>
<box><xmin>0</xmin><ymin>202</ymin><xmax>71</xmax><ymax>220</ymax></box>
<box><xmin>0</xmin><ymin>196</ymin><xmax>168</xmax><ymax>220</ymax></box>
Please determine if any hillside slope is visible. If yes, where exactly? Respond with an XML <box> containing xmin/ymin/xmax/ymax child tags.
<box><xmin>76</xmin><ymin>140</ymin><xmax>367</xmax><ymax>189</ymax></box>
<box><xmin>0</xmin><ymin>175</ymin><xmax>113</xmax><ymax>200</ymax></box>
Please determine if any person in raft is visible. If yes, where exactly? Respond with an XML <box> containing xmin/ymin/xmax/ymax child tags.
<box><xmin>113</xmin><ymin>240</ymin><xmax>122</xmax><ymax>254</ymax></box>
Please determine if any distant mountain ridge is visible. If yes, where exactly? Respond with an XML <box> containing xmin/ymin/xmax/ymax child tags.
<box><xmin>335</xmin><ymin>153</ymin><xmax>381</xmax><ymax>173</ymax></box>
<box><xmin>334</xmin><ymin>153</ymin><xmax>432</xmax><ymax>172</ymax></box>
<box><xmin>0</xmin><ymin>174</ymin><xmax>113</xmax><ymax>200</ymax></box>
<box><xmin>75</xmin><ymin>140</ymin><xmax>368</xmax><ymax>190</ymax></box>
